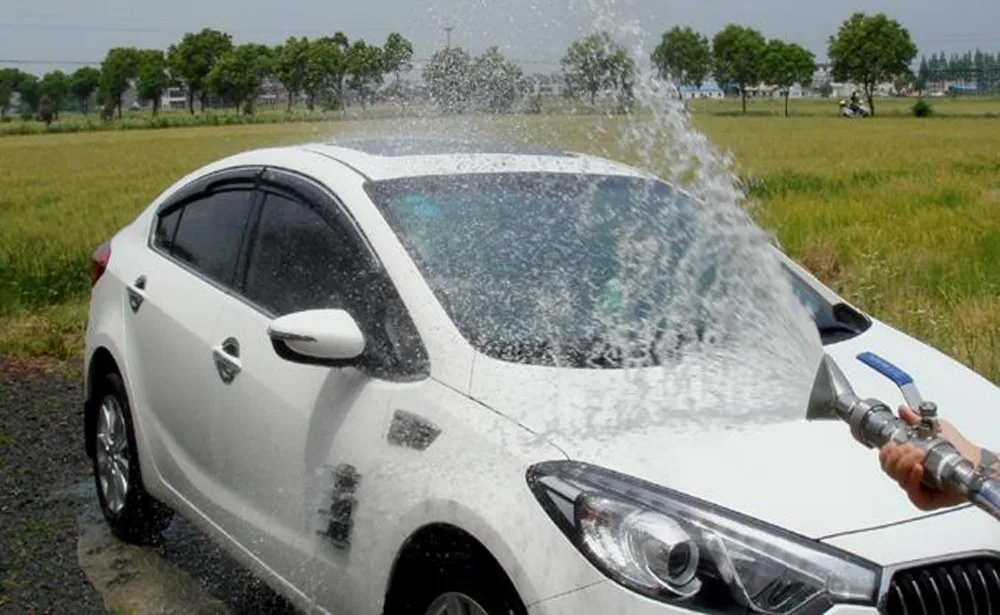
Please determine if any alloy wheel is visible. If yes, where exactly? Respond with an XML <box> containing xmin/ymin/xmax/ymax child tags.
<box><xmin>425</xmin><ymin>593</ymin><xmax>490</xmax><ymax>615</ymax></box>
<box><xmin>95</xmin><ymin>394</ymin><xmax>130</xmax><ymax>515</ymax></box>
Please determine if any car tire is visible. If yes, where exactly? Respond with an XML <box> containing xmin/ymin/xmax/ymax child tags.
<box><xmin>90</xmin><ymin>371</ymin><xmax>172</xmax><ymax>544</ymax></box>
<box><xmin>385</xmin><ymin>545</ymin><xmax>527</xmax><ymax>615</ymax></box>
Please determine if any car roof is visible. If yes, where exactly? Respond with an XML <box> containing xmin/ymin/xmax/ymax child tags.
<box><xmin>294</xmin><ymin>135</ymin><xmax>652</xmax><ymax>182</ymax></box>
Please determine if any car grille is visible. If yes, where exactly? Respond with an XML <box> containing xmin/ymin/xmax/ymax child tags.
<box><xmin>884</xmin><ymin>555</ymin><xmax>1000</xmax><ymax>615</ymax></box>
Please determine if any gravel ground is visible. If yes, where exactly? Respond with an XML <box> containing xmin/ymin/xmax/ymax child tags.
<box><xmin>0</xmin><ymin>356</ymin><xmax>296</xmax><ymax>614</ymax></box>
<box><xmin>0</xmin><ymin>356</ymin><xmax>104</xmax><ymax>614</ymax></box>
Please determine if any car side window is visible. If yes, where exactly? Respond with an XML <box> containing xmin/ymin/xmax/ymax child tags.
<box><xmin>243</xmin><ymin>192</ymin><xmax>361</xmax><ymax>316</ymax></box>
<box><xmin>243</xmin><ymin>189</ymin><xmax>428</xmax><ymax>379</ymax></box>
<box><xmin>153</xmin><ymin>207</ymin><xmax>181</xmax><ymax>252</ymax></box>
<box><xmin>168</xmin><ymin>189</ymin><xmax>255</xmax><ymax>288</ymax></box>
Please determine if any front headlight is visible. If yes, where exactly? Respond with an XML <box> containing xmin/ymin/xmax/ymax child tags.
<box><xmin>527</xmin><ymin>461</ymin><xmax>880</xmax><ymax>614</ymax></box>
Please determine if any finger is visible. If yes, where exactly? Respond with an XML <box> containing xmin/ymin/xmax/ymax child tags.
<box><xmin>898</xmin><ymin>405</ymin><xmax>921</xmax><ymax>425</ymax></box>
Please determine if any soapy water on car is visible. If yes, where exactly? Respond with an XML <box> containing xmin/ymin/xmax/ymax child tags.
<box><xmin>329</xmin><ymin>0</ymin><xmax>825</xmax><ymax>440</ymax></box>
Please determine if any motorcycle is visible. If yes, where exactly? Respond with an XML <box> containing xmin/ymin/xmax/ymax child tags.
<box><xmin>839</xmin><ymin>99</ymin><xmax>870</xmax><ymax>118</ymax></box>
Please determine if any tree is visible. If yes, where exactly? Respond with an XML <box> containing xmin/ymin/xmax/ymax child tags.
<box><xmin>16</xmin><ymin>74</ymin><xmax>40</xmax><ymax>115</ymax></box>
<box><xmin>100</xmin><ymin>47</ymin><xmax>140</xmax><ymax>118</ymax></box>
<box><xmin>712</xmin><ymin>24</ymin><xmax>767</xmax><ymax>114</ymax></box>
<box><xmin>345</xmin><ymin>40</ymin><xmax>384</xmax><ymax>108</ymax></box>
<box><xmin>0</xmin><ymin>68</ymin><xmax>18</xmax><ymax>118</ymax></box>
<box><xmin>273</xmin><ymin>36</ymin><xmax>311</xmax><ymax>111</ymax></box>
<box><xmin>827</xmin><ymin>12</ymin><xmax>918</xmax><ymax>116</ymax></box>
<box><xmin>470</xmin><ymin>47</ymin><xmax>524</xmax><ymax>113</ymax></box>
<box><xmin>422</xmin><ymin>46</ymin><xmax>473</xmax><ymax>114</ymax></box>
<box><xmin>37</xmin><ymin>94</ymin><xmax>55</xmax><ymax>126</ymax></box>
<box><xmin>136</xmin><ymin>50</ymin><xmax>172</xmax><ymax>116</ymax></box>
<box><xmin>304</xmin><ymin>33</ymin><xmax>350</xmax><ymax>111</ymax></box>
<box><xmin>916</xmin><ymin>56</ymin><xmax>930</xmax><ymax>94</ymax></box>
<box><xmin>381</xmin><ymin>32</ymin><xmax>414</xmax><ymax>90</ymax></box>
<box><xmin>39</xmin><ymin>71</ymin><xmax>70</xmax><ymax>118</ymax></box>
<box><xmin>206</xmin><ymin>43</ymin><xmax>274</xmax><ymax>114</ymax></box>
<box><xmin>0</xmin><ymin>68</ymin><xmax>33</xmax><ymax>118</ymax></box>
<box><xmin>167</xmin><ymin>28</ymin><xmax>233</xmax><ymax>113</ymax></box>
<box><xmin>70</xmin><ymin>67</ymin><xmax>101</xmax><ymax>114</ymax></box>
<box><xmin>761</xmin><ymin>39</ymin><xmax>815</xmax><ymax>117</ymax></box>
<box><xmin>561</xmin><ymin>31</ymin><xmax>631</xmax><ymax>108</ymax></box>
<box><xmin>650</xmin><ymin>26</ymin><xmax>712</xmax><ymax>93</ymax></box>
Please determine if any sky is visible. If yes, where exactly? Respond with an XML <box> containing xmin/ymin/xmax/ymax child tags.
<box><xmin>1</xmin><ymin>0</ymin><xmax>998</xmax><ymax>76</ymax></box>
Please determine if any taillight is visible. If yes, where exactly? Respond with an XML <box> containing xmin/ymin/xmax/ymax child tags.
<box><xmin>91</xmin><ymin>241</ymin><xmax>111</xmax><ymax>287</ymax></box>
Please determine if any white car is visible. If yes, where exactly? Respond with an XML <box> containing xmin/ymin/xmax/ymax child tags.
<box><xmin>83</xmin><ymin>137</ymin><xmax>999</xmax><ymax>615</ymax></box>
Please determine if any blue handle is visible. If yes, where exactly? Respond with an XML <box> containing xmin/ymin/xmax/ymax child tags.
<box><xmin>856</xmin><ymin>352</ymin><xmax>914</xmax><ymax>387</ymax></box>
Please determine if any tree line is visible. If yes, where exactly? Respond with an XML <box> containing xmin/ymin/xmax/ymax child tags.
<box><xmin>917</xmin><ymin>51</ymin><xmax>1000</xmax><ymax>93</ymax></box>
<box><xmin>0</xmin><ymin>11</ymin><xmax>959</xmax><ymax>122</ymax></box>
<box><xmin>0</xmin><ymin>28</ymin><xmax>415</xmax><ymax>121</ymax></box>
<box><xmin>650</xmin><ymin>12</ymin><xmax>922</xmax><ymax>116</ymax></box>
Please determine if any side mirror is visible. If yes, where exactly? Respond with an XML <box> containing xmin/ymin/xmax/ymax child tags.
<box><xmin>268</xmin><ymin>309</ymin><xmax>366</xmax><ymax>365</ymax></box>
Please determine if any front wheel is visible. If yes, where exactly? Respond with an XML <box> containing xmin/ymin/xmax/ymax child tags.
<box><xmin>91</xmin><ymin>372</ymin><xmax>172</xmax><ymax>543</ymax></box>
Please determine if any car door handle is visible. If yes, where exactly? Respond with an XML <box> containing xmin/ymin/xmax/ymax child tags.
<box><xmin>126</xmin><ymin>276</ymin><xmax>146</xmax><ymax>313</ymax></box>
<box><xmin>212</xmin><ymin>337</ymin><xmax>242</xmax><ymax>384</ymax></box>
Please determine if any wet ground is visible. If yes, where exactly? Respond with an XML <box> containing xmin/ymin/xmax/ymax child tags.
<box><xmin>0</xmin><ymin>356</ymin><xmax>297</xmax><ymax>614</ymax></box>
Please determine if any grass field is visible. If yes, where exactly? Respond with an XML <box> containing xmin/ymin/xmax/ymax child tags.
<box><xmin>1</xmin><ymin>98</ymin><xmax>998</xmax><ymax>383</ymax></box>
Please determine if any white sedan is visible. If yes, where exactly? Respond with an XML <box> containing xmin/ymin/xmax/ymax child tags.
<box><xmin>83</xmin><ymin>137</ymin><xmax>999</xmax><ymax>615</ymax></box>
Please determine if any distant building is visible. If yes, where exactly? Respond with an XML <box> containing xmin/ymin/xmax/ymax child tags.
<box><xmin>161</xmin><ymin>86</ymin><xmax>188</xmax><ymax>110</ymax></box>
<box><xmin>678</xmin><ymin>83</ymin><xmax>724</xmax><ymax>99</ymax></box>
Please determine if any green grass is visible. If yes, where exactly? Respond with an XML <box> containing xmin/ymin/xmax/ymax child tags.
<box><xmin>1</xmin><ymin>99</ymin><xmax>998</xmax><ymax>384</ymax></box>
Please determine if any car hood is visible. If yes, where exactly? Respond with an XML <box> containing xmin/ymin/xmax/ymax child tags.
<box><xmin>469</xmin><ymin>318</ymin><xmax>1000</xmax><ymax>539</ymax></box>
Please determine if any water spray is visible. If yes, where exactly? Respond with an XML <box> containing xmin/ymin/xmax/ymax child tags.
<box><xmin>807</xmin><ymin>352</ymin><xmax>1000</xmax><ymax>522</ymax></box>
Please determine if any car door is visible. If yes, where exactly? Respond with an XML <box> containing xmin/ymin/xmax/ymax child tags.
<box><xmin>206</xmin><ymin>168</ymin><xmax>430</xmax><ymax>600</ymax></box>
<box><xmin>122</xmin><ymin>168</ymin><xmax>260</xmax><ymax>514</ymax></box>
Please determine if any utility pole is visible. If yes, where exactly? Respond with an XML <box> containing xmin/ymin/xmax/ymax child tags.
<box><xmin>444</xmin><ymin>25</ymin><xmax>453</xmax><ymax>49</ymax></box>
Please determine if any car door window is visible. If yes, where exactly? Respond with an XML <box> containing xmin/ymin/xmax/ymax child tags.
<box><xmin>243</xmin><ymin>190</ymin><xmax>428</xmax><ymax>378</ymax></box>
<box><xmin>169</xmin><ymin>189</ymin><xmax>255</xmax><ymax>288</ymax></box>
<box><xmin>243</xmin><ymin>192</ymin><xmax>364</xmax><ymax>316</ymax></box>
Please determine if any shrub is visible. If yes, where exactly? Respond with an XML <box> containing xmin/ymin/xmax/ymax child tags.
<box><xmin>912</xmin><ymin>98</ymin><xmax>934</xmax><ymax>118</ymax></box>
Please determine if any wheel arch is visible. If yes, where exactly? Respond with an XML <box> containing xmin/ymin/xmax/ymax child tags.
<box><xmin>84</xmin><ymin>345</ymin><xmax>123</xmax><ymax>460</ymax></box>
<box><xmin>382</xmin><ymin>522</ymin><xmax>527</xmax><ymax>614</ymax></box>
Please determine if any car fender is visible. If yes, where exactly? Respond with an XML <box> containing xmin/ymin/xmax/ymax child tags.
<box><xmin>314</xmin><ymin>382</ymin><xmax>604</xmax><ymax>613</ymax></box>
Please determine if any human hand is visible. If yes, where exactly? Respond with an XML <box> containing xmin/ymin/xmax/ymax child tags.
<box><xmin>878</xmin><ymin>406</ymin><xmax>980</xmax><ymax>511</ymax></box>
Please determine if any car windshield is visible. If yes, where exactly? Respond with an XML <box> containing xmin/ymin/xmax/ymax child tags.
<box><xmin>364</xmin><ymin>172</ymin><xmax>846</xmax><ymax>367</ymax></box>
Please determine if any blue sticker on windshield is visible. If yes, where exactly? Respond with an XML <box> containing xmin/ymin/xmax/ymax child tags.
<box><xmin>402</xmin><ymin>195</ymin><xmax>441</xmax><ymax>218</ymax></box>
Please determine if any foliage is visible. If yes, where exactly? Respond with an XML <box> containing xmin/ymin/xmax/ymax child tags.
<box><xmin>136</xmin><ymin>50</ymin><xmax>172</xmax><ymax>116</ymax></box>
<box><xmin>470</xmin><ymin>47</ymin><xmax>525</xmax><ymax>114</ymax></box>
<box><xmin>762</xmin><ymin>40</ymin><xmax>816</xmax><ymax>116</ymax></box>
<box><xmin>0</xmin><ymin>68</ymin><xmax>33</xmax><ymax>117</ymax></box>
<box><xmin>69</xmin><ymin>67</ymin><xmax>101</xmax><ymax>114</ymax></box>
<box><xmin>16</xmin><ymin>73</ymin><xmax>41</xmax><ymax>114</ymax></box>
<box><xmin>100</xmin><ymin>47</ymin><xmax>141</xmax><ymax>118</ymax></box>
<box><xmin>422</xmin><ymin>46</ymin><xmax>474</xmax><ymax>114</ymax></box>
<box><xmin>561</xmin><ymin>31</ymin><xmax>635</xmax><ymax>108</ymax></box>
<box><xmin>206</xmin><ymin>44</ymin><xmax>275</xmax><ymax>114</ymax></box>
<box><xmin>304</xmin><ymin>34</ymin><xmax>350</xmax><ymax>111</ymax></box>
<box><xmin>650</xmin><ymin>26</ymin><xmax>712</xmax><ymax>89</ymax></box>
<box><xmin>273</xmin><ymin>36</ymin><xmax>311</xmax><ymax>111</ymax></box>
<box><xmin>36</xmin><ymin>95</ymin><xmax>55</xmax><ymax>126</ymax></box>
<box><xmin>712</xmin><ymin>24</ymin><xmax>767</xmax><ymax>114</ymax></box>
<box><xmin>39</xmin><ymin>71</ymin><xmax>70</xmax><ymax>116</ymax></box>
<box><xmin>167</xmin><ymin>28</ymin><xmax>233</xmax><ymax>113</ymax></box>
<box><xmin>912</xmin><ymin>98</ymin><xmax>934</xmax><ymax>117</ymax></box>
<box><xmin>827</xmin><ymin>12</ymin><xmax>918</xmax><ymax>116</ymax></box>
<box><xmin>345</xmin><ymin>40</ymin><xmax>384</xmax><ymax>108</ymax></box>
<box><xmin>381</xmin><ymin>33</ymin><xmax>414</xmax><ymax>86</ymax></box>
